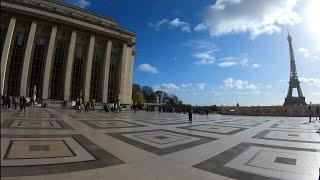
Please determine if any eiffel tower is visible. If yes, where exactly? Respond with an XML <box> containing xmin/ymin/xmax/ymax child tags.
<box><xmin>283</xmin><ymin>33</ymin><xmax>306</xmax><ymax>106</ymax></box>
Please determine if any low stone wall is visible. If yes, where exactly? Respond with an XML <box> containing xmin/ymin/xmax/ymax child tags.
<box><xmin>221</xmin><ymin>105</ymin><xmax>319</xmax><ymax>117</ymax></box>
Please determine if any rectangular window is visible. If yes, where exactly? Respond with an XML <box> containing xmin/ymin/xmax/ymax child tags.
<box><xmin>90</xmin><ymin>46</ymin><xmax>104</xmax><ymax>101</ymax></box>
<box><xmin>7</xmin><ymin>32</ymin><xmax>26</xmax><ymax>96</ymax></box>
<box><xmin>50</xmin><ymin>39</ymin><xmax>68</xmax><ymax>99</ymax></box>
<box><xmin>29</xmin><ymin>36</ymin><xmax>48</xmax><ymax>98</ymax></box>
<box><xmin>71</xmin><ymin>43</ymin><xmax>87</xmax><ymax>100</ymax></box>
<box><xmin>107</xmin><ymin>49</ymin><xmax>119</xmax><ymax>103</ymax></box>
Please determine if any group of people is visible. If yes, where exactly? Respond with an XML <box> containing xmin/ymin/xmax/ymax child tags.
<box><xmin>0</xmin><ymin>95</ymin><xmax>27</xmax><ymax>111</ymax></box>
<box><xmin>307</xmin><ymin>106</ymin><xmax>320</xmax><ymax>123</ymax></box>
<box><xmin>131</xmin><ymin>103</ymin><xmax>138</xmax><ymax>113</ymax></box>
<box><xmin>75</xmin><ymin>99</ymin><xmax>96</xmax><ymax>112</ymax></box>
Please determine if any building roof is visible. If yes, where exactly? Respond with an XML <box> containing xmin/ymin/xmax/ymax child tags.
<box><xmin>1</xmin><ymin>0</ymin><xmax>136</xmax><ymax>40</ymax></box>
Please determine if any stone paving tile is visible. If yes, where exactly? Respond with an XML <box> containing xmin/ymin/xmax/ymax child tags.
<box><xmin>1</xmin><ymin>108</ymin><xmax>320</xmax><ymax>180</ymax></box>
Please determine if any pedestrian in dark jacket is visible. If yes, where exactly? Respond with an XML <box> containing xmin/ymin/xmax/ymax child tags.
<box><xmin>22</xmin><ymin>96</ymin><xmax>27</xmax><ymax>111</ymax></box>
<box><xmin>188</xmin><ymin>110</ymin><xmax>193</xmax><ymax>124</ymax></box>
<box><xmin>307</xmin><ymin>106</ymin><xmax>313</xmax><ymax>123</ymax></box>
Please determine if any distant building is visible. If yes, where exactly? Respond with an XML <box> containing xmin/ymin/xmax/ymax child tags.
<box><xmin>0</xmin><ymin>0</ymin><xmax>136</xmax><ymax>106</ymax></box>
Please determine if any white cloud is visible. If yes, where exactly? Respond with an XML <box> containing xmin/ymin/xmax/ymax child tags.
<box><xmin>217</xmin><ymin>56</ymin><xmax>258</xmax><ymax>68</ymax></box>
<box><xmin>239</xmin><ymin>58</ymin><xmax>249</xmax><ymax>67</ymax></box>
<box><xmin>218</xmin><ymin>61</ymin><xmax>237</xmax><ymax>67</ymax></box>
<box><xmin>196</xmin><ymin>83</ymin><xmax>206</xmax><ymax>90</ymax></box>
<box><xmin>298</xmin><ymin>48</ymin><xmax>319</xmax><ymax>60</ymax></box>
<box><xmin>312</xmin><ymin>92</ymin><xmax>320</xmax><ymax>96</ymax></box>
<box><xmin>138</xmin><ymin>64</ymin><xmax>159</xmax><ymax>74</ymax></box>
<box><xmin>156</xmin><ymin>83</ymin><xmax>180</xmax><ymax>92</ymax></box>
<box><xmin>148</xmin><ymin>19</ymin><xmax>168</xmax><ymax>31</ymax></box>
<box><xmin>194</xmin><ymin>23</ymin><xmax>208</xmax><ymax>31</ymax></box>
<box><xmin>217</xmin><ymin>56</ymin><xmax>237</xmax><ymax>67</ymax></box>
<box><xmin>181</xmin><ymin>26</ymin><xmax>191</xmax><ymax>32</ymax></box>
<box><xmin>266</xmin><ymin>85</ymin><xmax>272</xmax><ymax>89</ymax></box>
<box><xmin>181</xmin><ymin>83</ymin><xmax>193</xmax><ymax>88</ymax></box>
<box><xmin>185</xmin><ymin>40</ymin><xmax>219</xmax><ymax>65</ymax></box>
<box><xmin>148</xmin><ymin>18</ymin><xmax>191</xmax><ymax>32</ymax></box>
<box><xmin>223</xmin><ymin>78</ymin><xmax>259</xmax><ymax>90</ymax></box>
<box><xmin>252</xmin><ymin>64</ymin><xmax>262</xmax><ymax>68</ymax></box>
<box><xmin>193</xmin><ymin>53</ymin><xmax>215</xmax><ymax>64</ymax></box>
<box><xmin>202</xmin><ymin>0</ymin><xmax>301</xmax><ymax>38</ymax></box>
<box><xmin>73</xmin><ymin>0</ymin><xmax>91</xmax><ymax>8</ymax></box>
<box><xmin>298</xmin><ymin>48</ymin><xmax>311</xmax><ymax>58</ymax></box>
<box><xmin>300</xmin><ymin>77</ymin><xmax>320</xmax><ymax>87</ymax></box>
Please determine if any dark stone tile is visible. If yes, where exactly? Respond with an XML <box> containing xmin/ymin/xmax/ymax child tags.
<box><xmin>29</xmin><ymin>145</ymin><xmax>50</xmax><ymax>151</ymax></box>
<box><xmin>288</xmin><ymin>134</ymin><xmax>299</xmax><ymax>137</ymax></box>
<box><xmin>274</xmin><ymin>157</ymin><xmax>296</xmax><ymax>165</ymax></box>
<box><xmin>80</xmin><ymin>120</ymin><xmax>145</xmax><ymax>129</ymax></box>
<box><xmin>0</xmin><ymin>119</ymin><xmax>73</xmax><ymax>130</ymax></box>
<box><xmin>154</xmin><ymin>136</ymin><xmax>169</xmax><ymax>140</ymax></box>
<box><xmin>178</xmin><ymin>124</ymin><xmax>248</xmax><ymax>135</ymax></box>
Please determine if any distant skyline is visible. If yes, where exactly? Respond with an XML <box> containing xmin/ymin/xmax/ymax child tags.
<box><xmin>61</xmin><ymin>0</ymin><xmax>320</xmax><ymax>106</ymax></box>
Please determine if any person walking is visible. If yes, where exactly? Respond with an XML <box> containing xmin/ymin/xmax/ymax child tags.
<box><xmin>22</xmin><ymin>96</ymin><xmax>27</xmax><ymax>111</ymax></box>
<box><xmin>19</xmin><ymin>96</ymin><xmax>23</xmax><ymax>111</ymax></box>
<box><xmin>2</xmin><ymin>95</ymin><xmax>6</xmax><ymax>108</ymax></box>
<box><xmin>77</xmin><ymin>99</ymin><xmax>82</xmax><ymax>113</ymax></box>
<box><xmin>188</xmin><ymin>110</ymin><xmax>193</xmax><ymax>124</ymax></box>
<box><xmin>0</xmin><ymin>95</ymin><xmax>3</xmax><ymax>109</ymax></box>
<box><xmin>316</xmin><ymin>106</ymin><xmax>320</xmax><ymax>121</ymax></box>
<box><xmin>91</xmin><ymin>99</ymin><xmax>95</xmax><ymax>110</ymax></box>
<box><xmin>7</xmin><ymin>95</ymin><xmax>12</xmax><ymax>109</ymax></box>
<box><xmin>307</xmin><ymin>106</ymin><xmax>313</xmax><ymax>123</ymax></box>
<box><xmin>13</xmin><ymin>96</ymin><xmax>17</xmax><ymax>109</ymax></box>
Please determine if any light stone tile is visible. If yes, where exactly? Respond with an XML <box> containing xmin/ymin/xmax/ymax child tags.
<box><xmin>264</xmin><ymin>131</ymin><xmax>320</xmax><ymax>142</ymax></box>
<box><xmin>225</xmin><ymin>146</ymin><xmax>319</xmax><ymax>180</ymax></box>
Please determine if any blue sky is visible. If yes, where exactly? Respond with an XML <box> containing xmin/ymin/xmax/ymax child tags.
<box><xmin>61</xmin><ymin>0</ymin><xmax>320</xmax><ymax>106</ymax></box>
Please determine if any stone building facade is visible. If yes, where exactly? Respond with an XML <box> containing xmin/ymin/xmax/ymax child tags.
<box><xmin>0</xmin><ymin>0</ymin><xmax>136</xmax><ymax>105</ymax></box>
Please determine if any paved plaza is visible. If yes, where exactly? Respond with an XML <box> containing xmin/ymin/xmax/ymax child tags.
<box><xmin>1</xmin><ymin>108</ymin><xmax>320</xmax><ymax>180</ymax></box>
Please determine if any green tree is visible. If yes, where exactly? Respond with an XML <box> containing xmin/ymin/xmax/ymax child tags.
<box><xmin>132</xmin><ymin>84</ymin><xmax>141</xmax><ymax>94</ymax></box>
<box><xmin>133</xmin><ymin>92</ymin><xmax>146</xmax><ymax>105</ymax></box>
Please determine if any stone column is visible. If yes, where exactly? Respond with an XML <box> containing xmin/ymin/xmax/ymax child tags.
<box><xmin>20</xmin><ymin>21</ymin><xmax>37</xmax><ymax>97</ymax></box>
<box><xmin>63</xmin><ymin>31</ymin><xmax>77</xmax><ymax>101</ymax></box>
<box><xmin>42</xmin><ymin>26</ymin><xmax>57</xmax><ymax>99</ymax></box>
<box><xmin>84</xmin><ymin>35</ymin><xmax>95</xmax><ymax>102</ymax></box>
<box><xmin>101</xmin><ymin>40</ymin><xmax>112</xmax><ymax>103</ymax></box>
<box><xmin>0</xmin><ymin>17</ymin><xmax>16</xmax><ymax>96</ymax></box>
<box><xmin>127</xmin><ymin>49</ymin><xmax>135</xmax><ymax>104</ymax></box>
<box><xmin>119</xmin><ymin>43</ymin><xmax>128</xmax><ymax>104</ymax></box>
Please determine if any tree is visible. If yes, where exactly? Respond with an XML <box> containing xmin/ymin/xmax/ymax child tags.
<box><xmin>155</xmin><ymin>91</ymin><xmax>165</xmax><ymax>104</ymax></box>
<box><xmin>142</xmin><ymin>86</ymin><xmax>154</xmax><ymax>96</ymax></box>
<box><xmin>132</xmin><ymin>92</ymin><xmax>146</xmax><ymax>105</ymax></box>
<box><xmin>170</xmin><ymin>94</ymin><xmax>179</xmax><ymax>104</ymax></box>
<box><xmin>148</xmin><ymin>93</ymin><xmax>157</xmax><ymax>103</ymax></box>
<box><xmin>132</xmin><ymin>84</ymin><xmax>141</xmax><ymax>94</ymax></box>
<box><xmin>142</xmin><ymin>86</ymin><xmax>157</xmax><ymax>103</ymax></box>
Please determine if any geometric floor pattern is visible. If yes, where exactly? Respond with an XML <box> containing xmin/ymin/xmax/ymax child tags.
<box><xmin>108</xmin><ymin>129</ymin><xmax>216</xmax><ymax>155</ymax></box>
<box><xmin>1</xmin><ymin>108</ymin><xmax>320</xmax><ymax>180</ymax></box>
<box><xmin>194</xmin><ymin>142</ymin><xmax>319</xmax><ymax>180</ymax></box>
<box><xmin>1</xmin><ymin>134</ymin><xmax>124</xmax><ymax>177</ymax></box>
